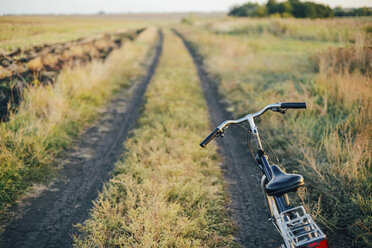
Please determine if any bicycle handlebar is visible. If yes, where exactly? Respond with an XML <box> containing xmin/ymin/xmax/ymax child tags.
<box><xmin>281</xmin><ymin>102</ymin><xmax>306</xmax><ymax>109</ymax></box>
<box><xmin>200</xmin><ymin>128</ymin><xmax>222</xmax><ymax>148</ymax></box>
<box><xmin>200</xmin><ymin>102</ymin><xmax>306</xmax><ymax>148</ymax></box>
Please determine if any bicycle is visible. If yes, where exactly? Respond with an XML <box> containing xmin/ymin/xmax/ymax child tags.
<box><xmin>200</xmin><ymin>102</ymin><xmax>329</xmax><ymax>248</ymax></box>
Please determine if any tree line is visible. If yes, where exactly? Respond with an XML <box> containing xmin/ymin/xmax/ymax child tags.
<box><xmin>228</xmin><ymin>0</ymin><xmax>372</xmax><ymax>18</ymax></box>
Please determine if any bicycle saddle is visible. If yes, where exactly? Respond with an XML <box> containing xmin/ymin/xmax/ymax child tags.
<box><xmin>266</xmin><ymin>165</ymin><xmax>304</xmax><ymax>196</ymax></box>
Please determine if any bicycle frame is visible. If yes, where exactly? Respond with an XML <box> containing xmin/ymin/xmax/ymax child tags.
<box><xmin>259</xmin><ymin>153</ymin><xmax>290</xmax><ymax>214</ymax></box>
<box><xmin>200</xmin><ymin>102</ymin><xmax>329</xmax><ymax>248</ymax></box>
<box><xmin>216</xmin><ymin>103</ymin><xmax>292</xmax><ymax>213</ymax></box>
<box><xmin>257</xmin><ymin>146</ymin><xmax>326</xmax><ymax>248</ymax></box>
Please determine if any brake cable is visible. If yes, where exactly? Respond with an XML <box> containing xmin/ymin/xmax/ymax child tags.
<box><xmin>258</xmin><ymin>129</ymin><xmax>280</xmax><ymax>165</ymax></box>
<box><xmin>224</xmin><ymin>120</ymin><xmax>280</xmax><ymax>166</ymax></box>
<box><xmin>235</xmin><ymin>123</ymin><xmax>280</xmax><ymax>165</ymax></box>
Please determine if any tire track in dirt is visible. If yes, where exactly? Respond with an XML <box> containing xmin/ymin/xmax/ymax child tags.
<box><xmin>174</xmin><ymin>30</ymin><xmax>283</xmax><ymax>247</ymax></box>
<box><xmin>1</xmin><ymin>30</ymin><xmax>163</xmax><ymax>248</ymax></box>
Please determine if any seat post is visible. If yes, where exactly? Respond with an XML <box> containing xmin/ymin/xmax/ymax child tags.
<box><xmin>259</xmin><ymin>150</ymin><xmax>273</xmax><ymax>181</ymax></box>
<box><xmin>283</xmin><ymin>193</ymin><xmax>290</xmax><ymax>207</ymax></box>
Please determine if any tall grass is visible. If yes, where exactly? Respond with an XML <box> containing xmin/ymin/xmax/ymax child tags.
<box><xmin>74</xmin><ymin>30</ymin><xmax>237</xmax><ymax>247</ymax></box>
<box><xmin>206</xmin><ymin>17</ymin><xmax>371</xmax><ymax>43</ymax></box>
<box><xmin>0</xmin><ymin>28</ymin><xmax>158</xmax><ymax>213</ymax></box>
<box><xmin>303</xmin><ymin>34</ymin><xmax>371</xmax><ymax>245</ymax></box>
<box><xmin>177</xmin><ymin>18</ymin><xmax>371</xmax><ymax>247</ymax></box>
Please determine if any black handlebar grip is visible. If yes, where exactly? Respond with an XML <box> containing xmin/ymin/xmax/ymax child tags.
<box><xmin>200</xmin><ymin>128</ymin><xmax>221</xmax><ymax>148</ymax></box>
<box><xmin>281</xmin><ymin>102</ymin><xmax>306</xmax><ymax>109</ymax></box>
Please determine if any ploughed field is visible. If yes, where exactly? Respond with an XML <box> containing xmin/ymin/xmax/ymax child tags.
<box><xmin>0</xmin><ymin>15</ymin><xmax>371</xmax><ymax>248</ymax></box>
<box><xmin>0</xmin><ymin>16</ymin><xmax>146</xmax><ymax>120</ymax></box>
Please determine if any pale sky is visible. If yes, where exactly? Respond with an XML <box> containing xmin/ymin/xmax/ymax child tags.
<box><xmin>0</xmin><ymin>0</ymin><xmax>371</xmax><ymax>15</ymax></box>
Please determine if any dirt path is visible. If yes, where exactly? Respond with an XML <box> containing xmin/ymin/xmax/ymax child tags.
<box><xmin>1</xmin><ymin>31</ymin><xmax>163</xmax><ymax>248</ymax></box>
<box><xmin>175</xmin><ymin>30</ymin><xmax>283</xmax><ymax>247</ymax></box>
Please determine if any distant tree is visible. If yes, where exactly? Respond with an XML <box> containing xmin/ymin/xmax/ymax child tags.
<box><xmin>281</xmin><ymin>1</ymin><xmax>294</xmax><ymax>17</ymax></box>
<box><xmin>266</xmin><ymin>0</ymin><xmax>293</xmax><ymax>17</ymax></box>
<box><xmin>330</xmin><ymin>6</ymin><xmax>371</xmax><ymax>17</ymax></box>
<box><xmin>304</xmin><ymin>3</ymin><xmax>317</xmax><ymax>18</ymax></box>
<box><xmin>266</xmin><ymin>0</ymin><xmax>279</xmax><ymax>14</ymax></box>
<box><xmin>354</xmin><ymin>7</ymin><xmax>372</xmax><ymax>16</ymax></box>
<box><xmin>228</xmin><ymin>2</ymin><xmax>267</xmax><ymax>17</ymax></box>
<box><xmin>228</xmin><ymin>3</ymin><xmax>259</xmax><ymax>17</ymax></box>
<box><xmin>290</xmin><ymin>0</ymin><xmax>306</xmax><ymax>18</ymax></box>
<box><xmin>256</xmin><ymin>6</ymin><xmax>268</xmax><ymax>17</ymax></box>
<box><xmin>228</xmin><ymin>0</ymin><xmax>340</xmax><ymax>19</ymax></box>
<box><xmin>334</xmin><ymin>6</ymin><xmax>349</xmax><ymax>16</ymax></box>
<box><xmin>314</xmin><ymin>3</ymin><xmax>333</xmax><ymax>17</ymax></box>
<box><xmin>290</xmin><ymin>0</ymin><xmax>333</xmax><ymax>18</ymax></box>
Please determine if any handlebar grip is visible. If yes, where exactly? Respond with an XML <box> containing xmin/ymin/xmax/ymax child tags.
<box><xmin>281</xmin><ymin>102</ymin><xmax>306</xmax><ymax>109</ymax></box>
<box><xmin>200</xmin><ymin>128</ymin><xmax>221</xmax><ymax>148</ymax></box>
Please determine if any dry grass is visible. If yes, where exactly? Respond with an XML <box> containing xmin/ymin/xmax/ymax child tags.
<box><xmin>0</xmin><ymin>28</ymin><xmax>158</xmax><ymax>213</ymax></box>
<box><xmin>74</xmin><ymin>29</ymin><xmax>237</xmax><ymax>248</ymax></box>
<box><xmin>176</xmin><ymin>17</ymin><xmax>371</xmax><ymax>247</ymax></box>
<box><xmin>206</xmin><ymin>17</ymin><xmax>372</xmax><ymax>43</ymax></box>
<box><xmin>307</xmin><ymin>34</ymin><xmax>371</xmax><ymax>246</ymax></box>
<box><xmin>0</xmin><ymin>15</ymin><xmax>150</xmax><ymax>53</ymax></box>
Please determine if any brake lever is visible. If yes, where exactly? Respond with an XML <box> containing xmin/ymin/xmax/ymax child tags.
<box><xmin>272</xmin><ymin>107</ymin><xmax>286</xmax><ymax>114</ymax></box>
<box><xmin>218</xmin><ymin>126</ymin><xmax>229</xmax><ymax>137</ymax></box>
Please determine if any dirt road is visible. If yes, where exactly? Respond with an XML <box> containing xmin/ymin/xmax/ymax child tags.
<box><xmin>3</xmin><ymin>29</ymin><xmax>283</xmax><ymax>248</ymax></box>
<box><xmin>175</xmin><ymin>30</ymin><xmax>283</xmax><ymax>247</ymax></box>
<box><xmin>1</xmin><ymin>31</ymin><xmax>163</xmax><ymax>248</ymax></box>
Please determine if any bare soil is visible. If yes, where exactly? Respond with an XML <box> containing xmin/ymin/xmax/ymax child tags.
<box><xmin>175</xmin><ymin>29</ymin><xmax>283</xmax><ymax>248</ymax></box>
<box><xmin>0</xmin><ymin>28</ymin><xmax>145</xmax><ymax>121</ymax></box>
<box><xmin>0</xmin><ymin>31</ymin><xmax>163</xmax><ymax>248</ymax></box>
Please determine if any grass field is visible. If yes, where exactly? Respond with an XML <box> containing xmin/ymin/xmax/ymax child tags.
<box><xmin>0</xmin><ymin>14</ymin><xmax>371</xmax><ymax>247</ymax></box>
<box><xmin>74</xmin><ymin>29</ymin><xmax>236</xmax><ymax>247</ymax></box>
<box><xmin>176</xmin><ymin>17</ymin><xmax>371</xmax><ymax>246</ymax></box>
<box><xmin>0</xmin><ymin>15</ymin><xmax>150</xmax><ymax>53</ymax></box>
<box><xmin>0</xmin><ymin>27</ymin><xmax>158</xmax><ymax>213</ymax></box>
<box><xmin>203</xmin><ymin>17</ymin><xmax>371</xmax><ymax>42</ymax></box>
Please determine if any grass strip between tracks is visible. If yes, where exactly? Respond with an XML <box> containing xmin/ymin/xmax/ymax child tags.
<box><xmin>74</xmin><ymin>30</ymin><xmax>237</xmax><ymax>247</ymax></box>
<box><xmin>0</xmin><ymin>28</ymin><xmax>158</xmax><ymax>213</ymax></box>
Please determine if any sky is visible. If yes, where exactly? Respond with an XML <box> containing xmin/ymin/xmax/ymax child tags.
<box><xmin>0</xmin><ymin>0</ymin><xmax>371</xmax><ymax>15</ymax></box>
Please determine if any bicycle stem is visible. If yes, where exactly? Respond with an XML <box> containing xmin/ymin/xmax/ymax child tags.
<box><xmin>216</xmin><ymin>103</ymin><xmax>282</xmax><ymax>150</ymax></box>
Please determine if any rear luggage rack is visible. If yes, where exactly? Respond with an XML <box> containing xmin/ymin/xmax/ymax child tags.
<box><xmin>280</xmin><ymin>206</ymin><xmax>326</xmax><ymax>247</ymax></box>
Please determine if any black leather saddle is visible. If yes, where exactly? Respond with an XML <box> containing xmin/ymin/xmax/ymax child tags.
<box><xmin>265</xmin><ymin>165</ymin><xmax>304</xmax><ymax>196</ymax></box>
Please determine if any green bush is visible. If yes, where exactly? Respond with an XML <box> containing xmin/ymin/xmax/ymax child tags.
<box><xmin>228</xmin><ymin>0</ymin><xmax>365</xmax><ymax>19</ymax></box>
